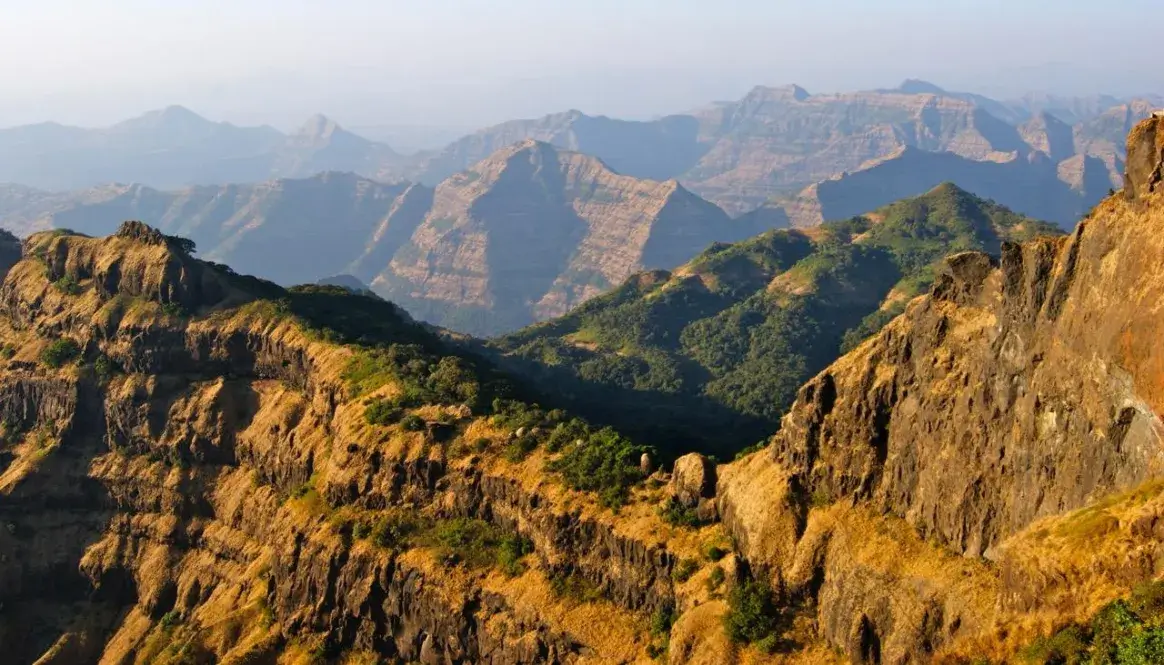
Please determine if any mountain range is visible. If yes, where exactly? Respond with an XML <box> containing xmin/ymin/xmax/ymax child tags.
<box><xmin>0</xmin><ymin>106</ymin><xmax>406</xmax><ymax>191</ymax></box>
<box><xmin>0</xmin><ymin>81</ymin><xmax>1153</xmax><ymax>225</ymax></box>
<box><xmin>5</xmin><ymin>115</ymin><xmax>1164</xmax><ymax>665</ymax></box>
<box><xmin>408</xmin><ymin>81</ymin><xmax>1155</xmax><ymax>219</ymax></box>
<box><xmin>0</xmin><ymin>142</ymin><xmax>759</xmax><ymax>336</ymax></box>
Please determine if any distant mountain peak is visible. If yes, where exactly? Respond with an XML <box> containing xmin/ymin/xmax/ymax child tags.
<box><xmin>748</xmin><ymin>84</ymin><xmax>811</xmax><ymax>102</ymax></box>
<box><xmin>297</xmin><ymin>114</ymin><xmax>344</xmax><ymax>141</ymax></box>
<box><xmin>897</xmin><ymin>79</ymin><xmax>947</xmax><ymax>95</ymax></box>
<box><xmin>114</xmin><ymin>105</ymin><xmax>214</xmax><ymax>132</ymax></box>
<box><xmin>926</xmin><ymin>181</ymin><xmax>968</xmax><ymax>196</ymax></box>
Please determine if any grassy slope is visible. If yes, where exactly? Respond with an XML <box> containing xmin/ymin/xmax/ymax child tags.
<box><xmin>489</xmin><ymin>183</ymin><xmax>1063</xmax><ymax>458</ymax></box>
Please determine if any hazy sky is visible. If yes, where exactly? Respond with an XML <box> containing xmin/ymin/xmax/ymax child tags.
<box><xmin>1</xmin><ymin>0</ymin><xmax>1159</xmax><ymax>132</ymax></box>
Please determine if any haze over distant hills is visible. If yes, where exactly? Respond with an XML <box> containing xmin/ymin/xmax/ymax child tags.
<box><xmin>0</xmin><ymin>79</ymin><xmax>1155</xmax><ymax>337</ymax></box>
<box><xmin>0</xmin><ymin>81</ymin><xmax>1152</xmax><ymax>230</ymax></box>
<box><xmin>414</xmin><ymin>80</ymin><xmax>1154</xmax><ymax>220</ymax></box>
<box><xmin>0</xmin><ymin>141</ymin><xmax>759</xmax><ymax>336</ymax></box>
<box><xmin>0</xmin><ymin>106</ymin><xmax>407</xmax><ymax>191</ymax></box>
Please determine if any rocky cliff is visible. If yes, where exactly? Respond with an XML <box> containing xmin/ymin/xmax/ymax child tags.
<box><xmin>361</xmin><ymin>140</ymin><xmax>752</xmax><ymax>336</ymax></box>
<box><xmin>0</xmin><ymin>173</ymin><xmax>412</xmax><ymax>286</ymax></box>
<box><xmin>711</xmin><ymin>113</ymin><xmax>1164</xmax><ymax>662</ymax></box>
<box><xmin>489</xmin><ymin>183</ymin><xmax>1061</xmax><ymax>458</ymax></box>
<box><xmin>0</xmin><ymin>220</ymin><xmax>774</xmax><ymax>664</ymax></box>
<box><xmin>0</xmin><ymin>144</ymin><xmax>750</xmax><ymax>338</ymax></box>
<box><xmin>409</xmin><ymin>84</ymin><xmax>1153</xmax><ymax>221</ymax></box>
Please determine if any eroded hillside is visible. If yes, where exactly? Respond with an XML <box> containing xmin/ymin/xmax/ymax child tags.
<box><xmin>0</xmin><ymin>221</ymin><xmax>784</xmax><ymax>664</ymax></box>
<box><xmin>711</xmin><ymin>113</ymin><xmax>1164</xmax><ymax>662</ymax></box>
<box><xmin>4</xmin><ymin>118</ymin><xmax>1164</xmax><ymax>665</ymax></box>
<box><xmin>490</xmin><ymin>183</ymin><xmax>1061</xmax><ymax>456</ymax></box>
<box><xmin>410</xmin><ymin>83</ymin><xmax>1152</xmax><ymax>222</ymax></box>
<box><xmin>360</xmin><ymin>140</ymin><xmax>754</xmax><ymax>336</ymax></box>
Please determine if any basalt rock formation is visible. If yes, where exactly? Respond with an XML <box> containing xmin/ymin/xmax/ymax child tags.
<box><xmin>360</xmin><ymin>140</ymin><xmax>754</xmax><ymax>336</ymax></box>
<box><xmin>0</xmin><ymin>143</ymin><xmax>751</xmax><ymax>338</ymax></box>
<box><xmin>5</xmin><ymin>119</ymin><xmax>1164</xmax><ymax>665</ymax></box>
<box><xmin>711</xmin><ymin>113</ymin><xmax>1164</xmax><ymax>662</ymax></box>
<box><xmin>0</xmin><ymin>221</ymin><xmax>756</xmax><ymax>664</ymax></box>
<box><xmin>412</xmin><ymin>84</ymin><xmax>1154</xmax><ymax>222</ymax></box>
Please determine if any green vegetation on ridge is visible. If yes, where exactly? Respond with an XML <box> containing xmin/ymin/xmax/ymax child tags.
<box><xmin>489</xmin><ymin>184</ymin><xmax>1062</xmax><ymax>458</ymax></box>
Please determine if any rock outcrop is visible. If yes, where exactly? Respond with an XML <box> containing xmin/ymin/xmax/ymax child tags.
<box><xmin>712</xmin><ymin>113</ymin><xmax>1164</xmax><ymax>662</ymax></box>
<box><xmin>1125</xmin><ymin>112</ymin><xmax>1164</xmax><ymax>199</ymax></box>
<box><xmin>0</xmin><ymin>222</ymin><xmax>731</xmax><ymax>664</ymax></box>
<box><xmin>671</xmin><ymin>454</ymin><xmax>716</xmax><ymax>509</ymax></box>
<box><xmin>411</xmin><ymin>85</ymin><xmax>1154</xmax><ymax>220</ymax></box>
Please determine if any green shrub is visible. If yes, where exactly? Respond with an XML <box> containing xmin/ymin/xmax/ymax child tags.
<box><xmin>40</xmin><ymin>339</ymin><xmax>80</xmax><ymax>368</ymax></box>
<box><xmin>491</xmin><ymin>398</ymin><xmax>551</xmax><ymax>430</ymax></box>
<box><xmin>52</xmin><ymin>275</ymin><xmax>82</xmax><ymax>295</ymax></box>
<box><xmin>363</xmin><ymin>398</ymin><xmax>403</xmax><ymax>426</ymax></box>
<box><xmin>672</xmin><ymin>558</ymin><xmax>698</xmax><ymax>583</ymax></box>
<box><xmin>160</xmin><ymin>301</ymin><xmax>188</xmax><ymax>318</ymax></box>
<box><xmin>1017</xmin><ymin>580</ymin><xmax>1164</xmax><ymax>664</ymax></box>
<box><xmin>651</xmin><ymin>601</ymin><xmax>677</xmax><ymax>637</ymax></box>
<box><xmin>351</xmin><ymin>521</ymin><xmax>372</xmax><ymax>540</ymax></box>
<box><xmin>545</xmin><ymin>419</ymin><xmax>590</xmax><ymax>453</ymax></box>
<box><xmin>400</xmin><ymin>414</ymin><xmax>426</xmax><ymax>432</ymax></box>
<box><xmin>427</xmin><ymin>518</ymin><xmax>529</xmax><ymax>573</ymax></box>
<box><xmin>547</xmin><ymin>426</ymin><xmax>649</xmax><ymax>508</ymax></box>
<box><xmin>1090</xmin><ymin>601</ymin><xmax>1141</xmax><ymax>662</ymax></box>
<box><xmin>1022</xmin><ymin>625</ymin><xmax>1089</xmax><ymax>665</ymax></box>
<box><xmin>724</xmin><ymin>578</ymin><xmax>779</xmax><ymax>646</ymax></box>
<box><xmin>159</xmin><ymin>610</ymin><xmax>181</xmax><ymax>629</ymax></box>
<box><xmin>549</xmin><ymin>570</ymin><xmax>604</xmax><ymax>603</ymax></box>
<box><xmin>93</xmin><ymin>354</ymin><xmax>117</xmax><ymax>382</ymax></box>
<box><xmin>660</xmin><ymin>499</ymin><xmax>704</xmax><ymax>528</ymax></box>
<box><xmin>0</xmin><ymin>345</ymin><xmax>14</xmax><ymax>359</ymax></box>
<box><xmin>707</xmin><ymin>566</ymin><xmax>726</xmax><ymax>592</ymax></box>
<box><xmin>369</xmin><ymin>512</ymin><xmax>424</xmax><ymax>550</ymax></box>
<box><xmin>504</xmin><ymin>435</ymin><xmax>538</xmax><ymax>463</ymax></box>
<box><xmin>1116</xmin><ymin>628</ymin><xmax>1164</xmax><ymax>664</ymax></box>
<box><xmin>703</xmin><ymin>542</ymin><xmax>728</xmax><ymax>562</ymax></box>
<box><xmin>497</xmin><ymin>533</ymin><xmax>534</xmax><ymax>577</ymax></box>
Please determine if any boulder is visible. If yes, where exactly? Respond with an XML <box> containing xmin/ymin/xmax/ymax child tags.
<box><xmin>671</xmin><ymin>453</ymin><xmax>716</xmax><ymax>509</ymax></box>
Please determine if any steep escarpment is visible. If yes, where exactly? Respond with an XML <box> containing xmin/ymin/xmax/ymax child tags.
<box><xmin>709</xmin><ymin>114</ymin><xmax>1164</xmax><ymax>662</ymax></box>
<box><xmin>0</xmin><ymin>108</ymin><xmax>407</xmax><ymax>192</ymax></box>
<box><xmin>8</xmin><ymin>120</ymin><xmax>1164</xmax><ymax>665</ymax></box>
<box><xmin>0</xmin><ymin>221</ymin><xmax>763</xmax><ymax>664</ymax></box>
<box><xmin>362</xmin><ymin>140</ymin><xmax>752</xmax><ymax>336</ymax></box>
<box><xmin>410</xmin><ymin>84</ymin><xmax>1151</xmax><ymax>220</ymax></box>
<box><xmin>0</xmin><ymin>173</ymin><xmax>412</xmax><ymax>286</ymax></box>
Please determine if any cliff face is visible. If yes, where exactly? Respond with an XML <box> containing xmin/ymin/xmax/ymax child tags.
<box><xmin>409</xmin><ymin>86</ymin><xmax>1152</xmax><ymax>220</ymax></box>
<box><xmin>362</xmin><ymin>140</ymin><xmax>749</xmax><ymax>336</ymax></box>
<box><xmin>0</xmin><ymin>221</ymin><xmax>750</xmax><ymax>665</ymax></box>
<box><xmin>0</xmin><ymin>145</ymin><xmax>747</xmax><ymax>338</ymax></box>
<box><xmin>0</xmin><ymin>174</ymin><xmax>412</xmax><ymax>287</ymax></box>
<box><xmin>714</xmin><ymin>114</ymin><xmax>1164</xmax><ymax>662</ymax></box>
